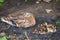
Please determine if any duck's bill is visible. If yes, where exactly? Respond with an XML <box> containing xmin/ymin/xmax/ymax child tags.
<box><xmin>1</xmin><ymin>17</ymin><xmax>18</xmax><ymax>26</ymax></box>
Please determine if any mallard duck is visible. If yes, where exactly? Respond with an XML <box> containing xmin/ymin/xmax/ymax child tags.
<box><xmin>1</xmin><ymin>12</ymin><xmax>36</xmax><ymax>28</ymax></box>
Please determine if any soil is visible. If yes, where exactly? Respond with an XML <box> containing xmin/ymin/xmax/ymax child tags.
<box><xmin>0</xmin><ymin>1</ymin><xmax>60</xmax><ymax>40</ymax></box>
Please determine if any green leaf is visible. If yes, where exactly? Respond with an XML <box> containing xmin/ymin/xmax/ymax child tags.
<box><xmin>56</xmin><ymin>20</ymin><xmax>60</xmax><ymax>27</ymax></box>
<box><xmin>0</xmin><ymin>0</ymin><xmax>4</xmax><ymax>3</ymax></box>
<box><xmin>0</xmin><ymin>36</ymin><xmax>7</xmax><ymax>40</ymax></box>
<box><xmin>0</xmin><ymin>3</ymin><xmax>3</xmax><ymax>7</ymax></box>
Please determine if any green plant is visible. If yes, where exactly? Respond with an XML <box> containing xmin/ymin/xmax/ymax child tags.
<box><xmin>0</xmin><ymin>36</ymin><xmax>7</xmax><ymax>40</ymax></box>
<box><xmin>0</xmin><ymin>0</ymin><xmax>4</xmax><ymax>7</ymax></box>
<box><xmin>55</xmin><ymin>0</ymin><xmax>60</xmax><ymax>3</ymax></box>
<box><xmin>0</xmin><ymin>0</ymin><xmax>4</xmax><ymax>2</ymax></box>
<box><xmin>56</xmin><ymin>20</ymin><xmax>60</xmax><ymax>27</ymax></box>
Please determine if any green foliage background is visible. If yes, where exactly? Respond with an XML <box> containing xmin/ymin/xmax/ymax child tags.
<box><xmin>55</xmin><ymin>0</ymin><xmax>60</xmax><ymax>3</ymax></box>
<box><xmin>0</xmin><ymin>0</ymin><xmax>4</xmax><ymax>7</ymax></box>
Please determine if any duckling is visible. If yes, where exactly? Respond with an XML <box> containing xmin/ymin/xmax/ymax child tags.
<box><xmin>33</xmin><ymin>22</ymin><xmax>56</xmax><ymax>34</ymax></box>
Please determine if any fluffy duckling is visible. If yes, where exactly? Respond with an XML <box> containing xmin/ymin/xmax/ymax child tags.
<box><xmin>33</xmin><ymin>22</ymin><xmax>56</xmax><ymax>34</ymax></box>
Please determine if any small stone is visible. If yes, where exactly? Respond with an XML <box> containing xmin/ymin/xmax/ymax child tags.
<box><xmin>36</xmin><ymin>1</ymin><xmax>40</xmax><ymax>4</ymax></box>
<box><xmin>43</xmin><ymin>0</ymin><xmax>52</xmax><ymax>3</ymax></box>
<box><xmin>0</xmin><ymin>32</ymin><xmax>6</xmax><ymax>36</ymax></box>
<box><xmin>45</xmin><ymin>9</ymin><xmax>52</xmax><ymax>13</ymax></box>
<box><xmin>36</xmin><ymin>0</ymin><xmax>41</xmax><ymax>4</ymax></box>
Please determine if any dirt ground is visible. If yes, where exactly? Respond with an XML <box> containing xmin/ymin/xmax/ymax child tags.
<box><xmin>0</xmin><ymin>1</ymin><xmax>60</xmax><ymax>40</ymax></box>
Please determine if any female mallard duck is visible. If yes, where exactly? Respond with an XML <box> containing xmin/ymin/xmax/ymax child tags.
<box><xmin>1</xmin><ymin>12</ymin><xmax>36</xmax><ymax>28</ymax></box>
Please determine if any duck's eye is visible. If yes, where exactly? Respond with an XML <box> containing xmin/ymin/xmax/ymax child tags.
<box><xmin>10</xmin><ymin>20</ymin><xmax>17</xmax><ymax>26</ymax></box>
